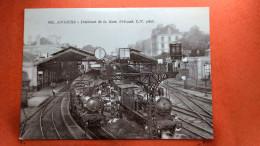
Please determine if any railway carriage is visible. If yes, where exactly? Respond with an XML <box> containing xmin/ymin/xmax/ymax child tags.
<box><xmin>113</xmin><ymin>80</ymin><xmax>182</xmax><ymax>138</ymax></box>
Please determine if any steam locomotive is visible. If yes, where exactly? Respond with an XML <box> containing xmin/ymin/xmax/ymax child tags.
<box><xmin>112</xmin><ymin>80</ymin><xmax>182</xmax><ymax>138</ymax></box>
<box><xmin>69</xmin><ymin>70</ymin><xmax>106</xmax><ymax>127</ymax></box>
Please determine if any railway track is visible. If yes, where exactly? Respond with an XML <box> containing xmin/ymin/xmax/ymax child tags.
<box><xmin>40</xmin><ymin>95</ymin><xmax>64</xmax><ymax>139</ymax></box>
<box><xmin>172</xmin><ymin>105</ymin><xmax>213</xmax><ymax>139</ymax></box>
<box><xmin>86</xmin><ymin>127</ymin><xmax>117</xmax><ymax>139</ymax></box>
<box><xmin>179</xmin><ymin>118</ymin><xmax>213</xmax><ymax>139</ymax></box>
<box><xmin>20</xmin><ymin>96</ymin><xmax>56</xmax><ymax>136</ymax></box>
<box><xmin>167</xmin><ymin>83</ymin><xmax>212</xmax><ymax>103</ymax></box>
<box><xmin>172</xmin><ymin>90</ymin><xmax>212</xmax><ymax>118</ymax></box>
<box><xmin>172</xmin><ymin>105</ymin><xmax>212</xmax><ymax>123</ymax></box>
<box><xmin>20</xmin><ymin>85</ymin><xmax>71</xmax><ymax>138</ymax></box>
<box><xmin>164</xmin><ymin>84</ymin><xmax>213</xmax><ymax>127</ymax></box>
<box><xmin>20</xmin><ymin>95</ymin><xmax>63</xmax><ymax>137</ymax></box>
<box><xmin>170</xmin><ymin>87</ymin><xmax>212</xmax><ymax>113</ymax></box>
<box><xmin>167</xmin><ymin>82</ymin><xmax>212</xmax><ymax>96</ymax></box>
<box><xmin>173</xmin><ymin>91</ymin><xmax>213</xmax><ymax>127</ymax></box>
<box><xmin>21</xmin><ymin>91</ymin><xmax>74</xmax><ymax>139</ymax></box>
<box><xmin>170</xmin><ymin>87</ymin><xmax>213</xmax><ymax>123</ymax></box>
<box><xmin>161</xmin><ymin>83</ymin><xmax>214</xmax><ymax>139</ymax></box>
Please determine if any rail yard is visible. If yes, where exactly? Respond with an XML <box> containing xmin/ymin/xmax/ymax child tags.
<box><xmin>20</xmin><ymin>44</ymin><xmax>212</xmax><ymax>139</ymax></box>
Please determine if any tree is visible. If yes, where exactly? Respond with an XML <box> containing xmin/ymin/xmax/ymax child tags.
<box><xmin>129</xmin><ymin>38</ymin><xmax>152</xmax><ymax>56</ymax></box>
<box><xmin>82</xmin><ymin>45</ymin><xmax>96</xmax><ymax>54</ymax></box>
<box><xmin>181</xmin><ymin>26</ymin><xmax>210</xmax><ymax>51</ymax></box>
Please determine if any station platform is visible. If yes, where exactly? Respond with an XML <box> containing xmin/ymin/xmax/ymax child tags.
<box><xmin>60</xmin><ymin>95</ymin><xmax>92</xmax><ymax>139</ymax></box>
<box><xmin>27</xmin><ymin>83</ymin><xmax>68</xmax><ymax>106</ymax></box>
<box><xmin>20</xmin><ymin>83</ymin><xmax>69</xmax><ymax>124</ymax></box>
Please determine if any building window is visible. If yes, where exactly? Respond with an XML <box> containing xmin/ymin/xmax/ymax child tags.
<box><xmin>203</xmin><ymin>64</ymin><xmax>211</xmax><ymax>79</ymax></box>
<box><xmin>168</xmin><ymin>36</ymin><xmax>171</xmax><ymax>42</ymax></box>
<box><xmin>161</xmin><ymin>43</ymin><xmax>164</xmax><ymax>49</ymax></box>
<box><xmin>161</xmin><ymin>37</ymin><xmax>164</xmax><ymax>42</ymax></box>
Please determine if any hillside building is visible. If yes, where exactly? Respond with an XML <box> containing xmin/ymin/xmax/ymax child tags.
<box><xmin>151</xmin><ymin>24</ymin><xmax>182</xmax><ymax>56</ymax></box>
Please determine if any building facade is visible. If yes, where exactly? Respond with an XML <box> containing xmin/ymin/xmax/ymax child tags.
<box><xmin>151</xmin><ymin>24</ymin><xmax>182</xmax><ymax>56</ymax></box>
<box><xmin>177</xmin><ymin>48</ymin><xmax>211</xmax><ymax>90</ymax></box>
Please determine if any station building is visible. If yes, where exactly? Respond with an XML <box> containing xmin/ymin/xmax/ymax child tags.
<box><xmin>178</xmin><ymin>48</ymin><xmax>211</xmax><ymax>89</ymax></box>
<box><xmin>22</xmin><ymin>46</ymin><xmax>97</xmax><ymax>91</ymax></box>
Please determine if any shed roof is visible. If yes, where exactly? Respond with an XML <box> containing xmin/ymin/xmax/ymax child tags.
<box><xmin>108</xmin><ymin>51</ymin><xmax>157</xmax><ymax>64</ymax></box>
<box><xmin>36</xmin><ymin>46</ymin><xmax>97</xmax><ymax>65</ymax></box>
<box><xmin>130</xmin><ymin>51</ymin><xmax>157</xmax><ymax>63</ymax></box>
<box><xmin>52</xmin><ymin>46</ymin><xmax>93</xmax><ymax>56</ymax></box>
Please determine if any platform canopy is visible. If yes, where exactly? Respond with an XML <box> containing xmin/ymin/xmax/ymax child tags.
<box><xmin>109</xmin><ymin>49</ymin><xmax>157</xmax><ymax>64</ymax></box>
<box><xmin>36</xmin><ymin>46</ymin><xmax>97</xmax><ymax>65</ymax></box>
<box><xmin>130</xmin><ymin>51</ymin><xmax>157</xmax><ymax>63</ymax></box>
<box><xmin>35</xmin><ymin>46</ymin><xmax>99</xmax><ymax>89</ymax></box>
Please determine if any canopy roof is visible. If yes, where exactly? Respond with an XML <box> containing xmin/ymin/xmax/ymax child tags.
<box><xmin>37</xmin><ymin>46</ymin><xmax>97</xmax><ymax>65</ymax></box>
<box><xmin>109</xmin><ymin>51</ymin><xmax>157</xmax><ymax>64</ymax></box>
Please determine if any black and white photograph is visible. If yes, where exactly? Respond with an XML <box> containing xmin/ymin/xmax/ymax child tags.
<box><xmin>20</xmin><ymin>8</ymin><xmax>212</xmax><ymax>139</ymax></box>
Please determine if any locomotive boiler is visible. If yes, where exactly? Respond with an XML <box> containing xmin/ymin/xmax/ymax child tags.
<box><xmin>70</xmin><ymin>70</ymin><xmax>105</xmax><ymax>127</ymax></box>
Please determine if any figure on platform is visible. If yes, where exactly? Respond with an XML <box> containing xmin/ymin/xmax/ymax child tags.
<box><xmin>52</xmin><ymin>88</ymin><xmax>57</xmax><ymax>97</ymax></box>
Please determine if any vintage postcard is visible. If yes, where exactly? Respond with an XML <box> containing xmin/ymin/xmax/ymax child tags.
<box><xmin>20</xmin><ymin>8</ymin><xmax>212</xmax><ymax>139</ymax></box>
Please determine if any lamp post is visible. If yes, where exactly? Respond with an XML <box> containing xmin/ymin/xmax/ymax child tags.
<box><xmin>182</xmin><ymin>57</ymin><xmax>188</xmax><ymax>89</ymax></box>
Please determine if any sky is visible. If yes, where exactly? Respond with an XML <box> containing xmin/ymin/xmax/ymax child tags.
<box><xmin>24</xmin><ymin>8</ymin><xmax>209</xmax><ymax>54</ymax></box>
